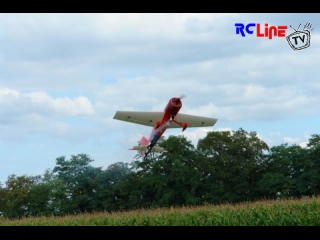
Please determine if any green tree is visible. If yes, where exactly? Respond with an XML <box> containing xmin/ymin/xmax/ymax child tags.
<box><xmin>257</xmin><ymin>144</ymin><xmax>308</xmax><ymax>199</ymax></box>
<box><xmin>0</xmin><ymin>182</ymin><xmax>6</xmax><ymax>217</ymax></box>
<box><xmin>130</xmin><ymin>135</ymin><xmax>202</xmax><ymax>208</ymax></box>
<box><xmin>28</xmin><ymin>182</ymin><xmax>52</xmax><ymax>216</ymax></box>
<box><xmin>197</xmin><ymin>128</ymin><xmax>269</xmax><ymax>204</ymax></box>
<box><xmin>47</xmin><ymin>178</ymin><xmax>71</xmax><ymax>215</ymax></box>
<box><xmin>296</xmin><ymin>134</ymin><xmax>320</xmax><ymax>196</ymax></box>
<box><xmin>0</xmin><ymin>174</ymin><xmax>37</xmax><ymax>219</ymax></box>
<box><xmin>52</xmin><ymin>154</ymin><xmax>100</xmax><ymax>214</ymax></box>
<box><xmin>96</xmin><ymin>162</ymin><xmax>135</xmax><ymax>211</ymax></box>
<box><xmin>27</xmin><ymin>169</ymin><xmax>58</xmax><ymax>217</ymax></box>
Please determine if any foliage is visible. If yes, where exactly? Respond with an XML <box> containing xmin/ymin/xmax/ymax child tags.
<box><xmin>1</xmin><ymin>128</ymin><xmax>320</xmax><ymax>218</ymax></box>
<box><xmin>257</xmin><ymin>144</ymin><xmax>308</xmax><ymax>199</ymax></box>
<box><xmin>197</xmin><ymin>128</ymin><xmax>269</xmax><ymax>204</ymax></box>
<box><xmin>52</xmin><ymin>154</ymin><xmax>102</xmax><ymax>214</ymax></box>
<box><xmin>0</xmin><ymin>175</ymin><xmax>38</xmax><ymax>218</ymax></box>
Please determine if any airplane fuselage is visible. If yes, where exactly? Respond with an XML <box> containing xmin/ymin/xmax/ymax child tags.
<box><xmin>148</xmin><ymin>97</ymin><xmax>182</xmax><ymax>147</ymax></box>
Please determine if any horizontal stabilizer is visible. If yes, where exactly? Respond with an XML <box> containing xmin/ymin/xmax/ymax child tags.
<box><xmin>130</xmin><ymin>146</ymin><xmax>168</xmax><ymax>152</ymax></box>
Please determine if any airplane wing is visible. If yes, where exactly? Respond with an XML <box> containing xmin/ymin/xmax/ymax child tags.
<box><xmin>172</xmin><ymin>113</ymin><xmax>218</xmax><ymax>128</ymax></box>
<box><xmin>113</xmin><ymin>111</ymin><xmax>218</xmax><ymax>128</ymax></box>
<box><xmin>113</xmin><ymin>111</ymin><xmax>163</xmax><ymax>127</ymax></box>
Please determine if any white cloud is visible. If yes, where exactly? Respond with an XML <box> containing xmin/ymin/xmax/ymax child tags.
<box><xmin>215</xmin><ymin>127</ymin><xmax>233</xmax><ymax>133</ymax></box>
<box><xmin>256</xmin><ymin>131</ymin><xmax>311</xmax><ymax>149</ymax></box>
<box><xmin>0</xmin><ymin>87</ymin><xmax>20</xmax><ymax>97</ymax></box>
<box><xmin>93</xmin><ymin>13</ymin><xmax>234</xmax><ymax>42</ymax></box>
<box><xmin>0</xmin><ymin>13</ymin><xmax>319</xmax><ymax>183</ymax></box>
<box><xmin>283</xmin><ymin>136</ymin><xmax>301</xmax><ymax>143</ymax></box>
<box><xmin>165</xmin><ymin>127</ymin><xmax>213</xmax><ymax>147</ymax></box>
<box><xmin>0</xmin><ymin>88</ymin><xmax>94</xmax><ymax>118</ymax></box>
<box><xmin>163</xmin><ymin>127</ymin><xmax>234</xmax><ymax>148</ymax></box>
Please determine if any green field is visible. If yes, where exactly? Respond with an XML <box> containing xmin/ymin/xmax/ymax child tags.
<box><xmin>1</xmin><ymin>196</ymin><xmax>320</xmax><ymax>226</ymax></box>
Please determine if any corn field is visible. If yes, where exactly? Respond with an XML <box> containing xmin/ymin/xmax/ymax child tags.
<box><xmin>1</xmin><ymin>196</ymin><xmax>320</xmax><ymax>226</ymax></box>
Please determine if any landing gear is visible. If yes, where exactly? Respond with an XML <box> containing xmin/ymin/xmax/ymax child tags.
<box><xmin>172</xmin><ymin>119</ymin><xmax>188</xmax><ymax>132</ymax></box>
<box><xmin>182</xmin><ymin>122</ymin><xmax>188</xmax><ymax>132</ymax></box>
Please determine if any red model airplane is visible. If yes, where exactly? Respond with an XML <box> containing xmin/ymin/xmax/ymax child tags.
<box><xmin>113</xmin><ymin>96</ymin><xmax>218</xmax><ymax>159</ymax></box>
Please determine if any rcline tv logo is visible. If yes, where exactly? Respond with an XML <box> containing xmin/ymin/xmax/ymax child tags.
<box><xmin>286</xmin><ymin>23</ymin><xmax>313</xmax><ymax>51</ymax></box>
<box><xmin>235</xmin><ymin>23</ymin><xmax>288</xmax><ymax>39</ymax></box>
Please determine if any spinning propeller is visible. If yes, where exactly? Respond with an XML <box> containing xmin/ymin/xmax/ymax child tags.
<box><xmin>179</xmin><ymin>94</ymin><xmax>186</xmax><ymax>100</ymax></box>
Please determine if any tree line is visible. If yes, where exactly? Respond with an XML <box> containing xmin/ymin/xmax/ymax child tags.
<box><xmin>1</xmin><ymin>128</ymin><xmax>319</xmax><ymax>219</ymax></box>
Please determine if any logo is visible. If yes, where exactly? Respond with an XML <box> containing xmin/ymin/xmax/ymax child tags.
<box><xmin>235</xmin><ymin>23</ymin><xmax>288</xmax><ymax>39</ymax></box>
<box><xmin>286</xmin><ymin>23</ymin><xmax>313</xmax><ymax>51</ymax></box>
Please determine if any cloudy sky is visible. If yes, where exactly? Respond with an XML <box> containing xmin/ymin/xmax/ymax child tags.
<box><xmin>0</xmin><ymin>13</ymin><xmax>319</xmax><ymax>183</ymax></box>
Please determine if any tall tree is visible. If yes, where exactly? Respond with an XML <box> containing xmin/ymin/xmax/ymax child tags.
<box><xmin>296</xmin><ymin>134</ymin><xmax>320</xmax><ymax>196</ymax></box>
<box><xmin>257</xmin><ymin>144</ymin><xmax>308</xmax><ymax>199</ymax></box>
<box><xmin>28</xmin><ymin>182</ymin><xmax>53</xmax><ymax>216</ymax></box>
<box><xmin>52</xmin><ymin>154</ymin><xmax>100</xmax><ymax>214</ymax></box>
<box><xmin>0</xmin><ymin>174</ymin><xmax>38</xmax><ymax>219</ymax></box>
<box><xmin>96</xmin><ymin>162</ymin><xmax>134</xmax><ymax>211</ymax></box>
<box><xmin>197</xmin><ymin>128</ymin><xmax>269</xmax><ymax>204</ymax></box>
<box><xmin>27</xmin><ymin>168</ymin><xmax>58</xmax><ymax>216</ymax></box>
<box><xmin>130</xmin><ymin>135</ymin><xmax>201</xmax><ymax>208</ymax></box>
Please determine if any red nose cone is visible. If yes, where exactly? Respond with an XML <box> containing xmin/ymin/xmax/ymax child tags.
<box><xmin>171</xmin><ymin>98</ymin><xmax>182</xmax><ymax>107</ymax></box>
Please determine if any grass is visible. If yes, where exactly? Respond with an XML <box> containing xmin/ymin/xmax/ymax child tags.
<box><xmin>1</xmin><ymin>196</ymin><xmax>320</xmax><ymax>226</ymax></box>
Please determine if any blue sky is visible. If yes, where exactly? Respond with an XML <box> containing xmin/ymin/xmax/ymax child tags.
<box><xmin>0</xmin><ymin>13</ymin><xmax>319</xmax><ymax>183</ymax></box>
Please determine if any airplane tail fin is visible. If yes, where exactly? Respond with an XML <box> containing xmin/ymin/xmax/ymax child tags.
<box><xmin>140</xmin><ymin>136</ymin><xmax>148</xmax><ymax>156</ymax></box>
<box><xmin>129</xmin><ymin>136</ymin><xmax>167</xmax><ymax>156</ymax></box>
<box><xmin>129</xmin><ymin>136</ymin><xmax>149</xmax><ymax>156</ymax></box>
<box><xmin>140</xmin><ymin>136</ymin><xmax>149</xmax><ymax>146</ymax></box>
